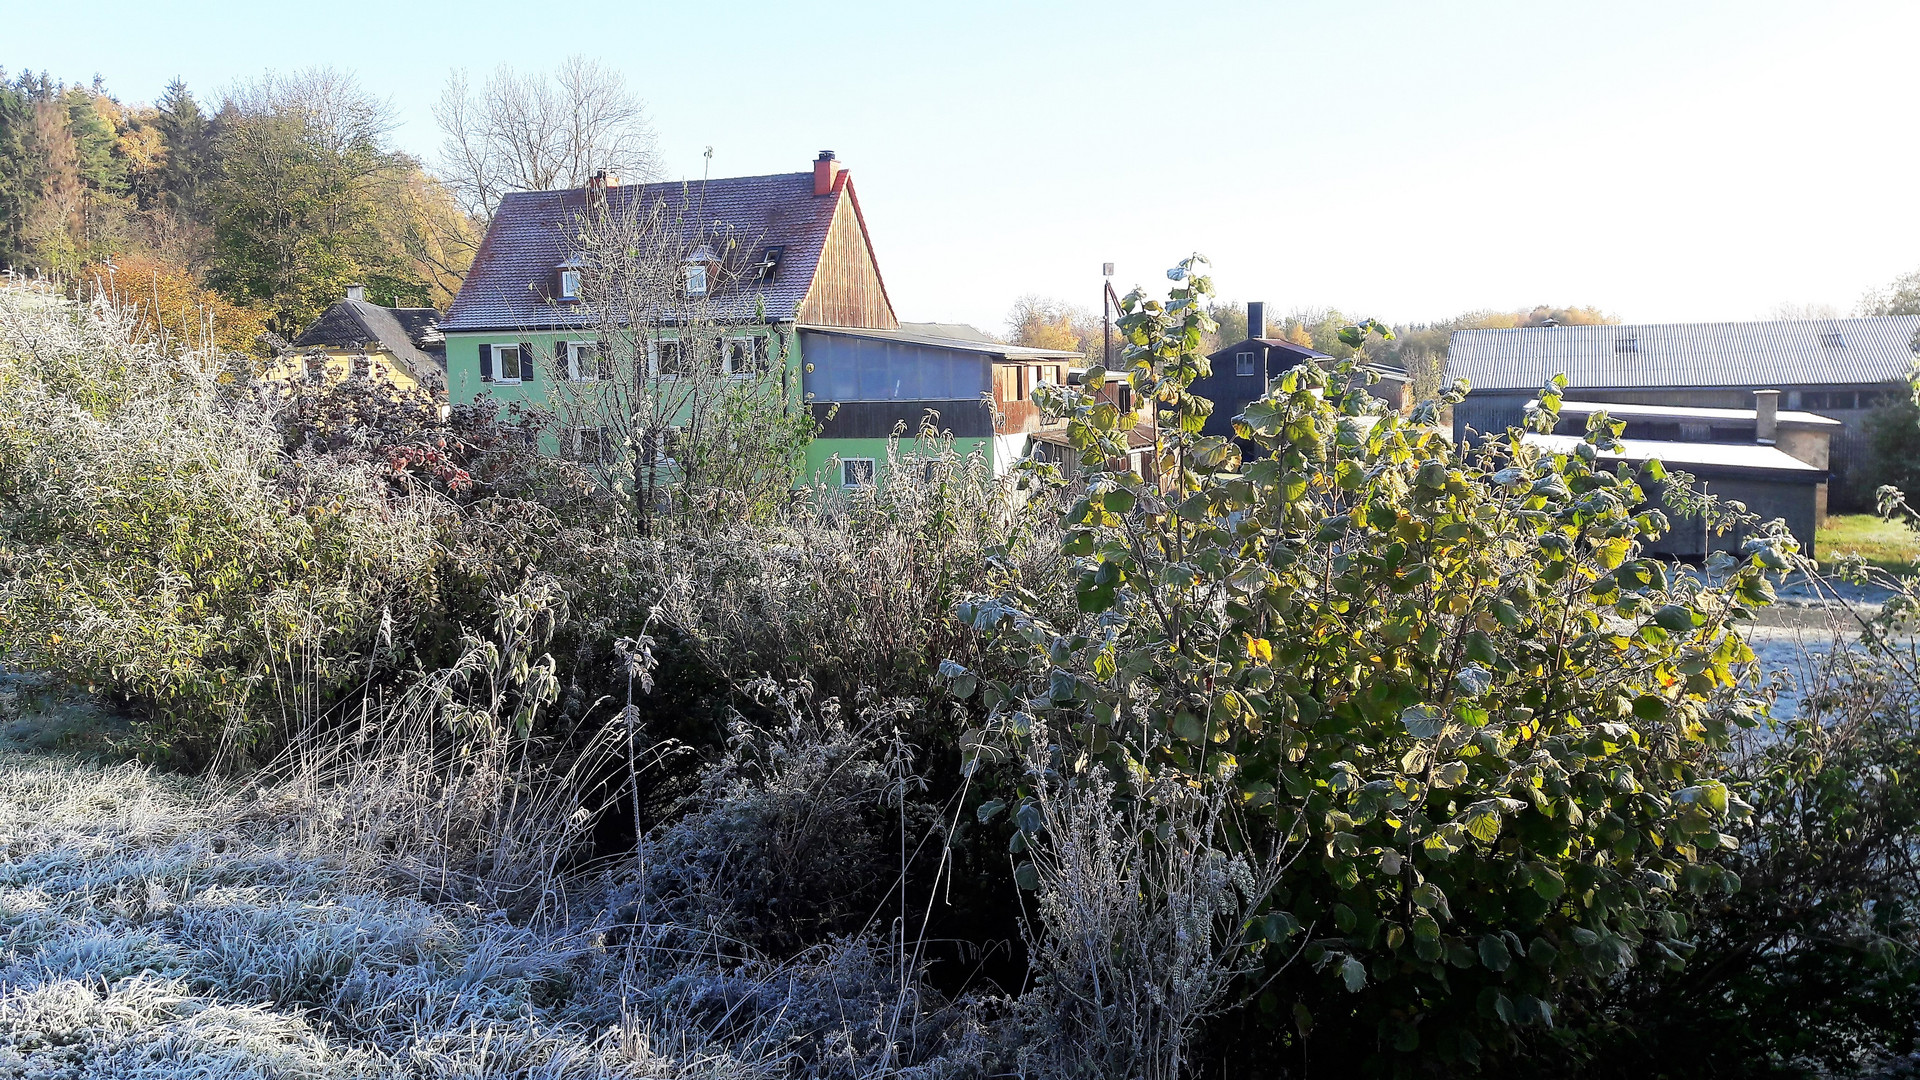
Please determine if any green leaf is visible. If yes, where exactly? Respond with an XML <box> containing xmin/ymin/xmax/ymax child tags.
<box><xmin>976</xmin><ymin>799</ymin><xmax>1006</xmax><ymax>824</ymax></box>
<box><xmin>1478</xmin><ymin>934</ymin><xmax>1511</xmax><ymax>972</ymax></box>
<box><xmin>1340</xmin><ymin>955</ymin><xmax>1366</xmax><ymax>992</ymax></box>
<box><xmin>1631</xmin><ymin>694</ymin><xmax>1669</xmax><ymax>722</ymax></box>
<box><xmin>1654</xmin><ymin>605</ymin><xmax>1696</xmax><ymax>633</ymax></box>
<box><xmin>1460</xmin><ymin>799</ymin><xmax>1508</xmax><ymax>843</ymax></box>
<box><xmin>1013</xmin><ymin>861</ymin><xmax>1039</xmax><ymax>890</ymax></box>
<box><xmin>1402</xmin><ymin>705</ymin><xmax>1444</xmax><ymax>739</ymax></box>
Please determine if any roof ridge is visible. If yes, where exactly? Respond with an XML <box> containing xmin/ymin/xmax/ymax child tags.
<box><xmin>497</xmin><ymin>170</ymin><xmax>815</xmax><ymax>202</ymax></box>
<box><xmin>1459</xmin><ymin>314</ymin><xmax>1920</xmax><ymax>335</ymax></box>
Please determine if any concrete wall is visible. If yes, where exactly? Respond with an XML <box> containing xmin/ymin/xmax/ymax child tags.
<box><xmin>1638</xmin><ymin>471</ymin><xmax>1820</xmax><ymax>559</ymax></box>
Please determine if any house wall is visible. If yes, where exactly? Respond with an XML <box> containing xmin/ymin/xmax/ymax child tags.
<box><xmin>446</xmin><ymin>327</ymin><xmax>796</xmax><ymax>410</ymax></box>
<box><xmin>795</xmin><ymin>197</ymin><xmax>897</xmax><ymax>329</ymax></box>
<box><xmin>263</xmin><ymin>349</ymin><xmax>430</xmax><ymax>395</ymax></box>
<box><xmin>1194</xmin><ymin>343</ymin><xmax>1293</xmax><ymax>438</ymax></box>
<box><xmin>801</xmin><ymin>435</ymin><xmax>996</xmax><ymax>487</ymax></box>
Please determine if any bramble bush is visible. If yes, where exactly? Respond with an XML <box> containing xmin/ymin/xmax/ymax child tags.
<box><xmin>945</xmin><ymin>256</ymin><xmax>1789</xmax><ymax>1069</ymax></box>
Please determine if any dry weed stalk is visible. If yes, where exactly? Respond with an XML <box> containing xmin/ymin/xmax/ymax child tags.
<box><xmin>1016</xmin><ymin>734</ymin><xmax>1304</xmax><ymax>1080</ymax></box>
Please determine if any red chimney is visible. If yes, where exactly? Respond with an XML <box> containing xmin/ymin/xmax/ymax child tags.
<box><xmin>813</xmin><ymin>150</ymin><xmax>843</xmax><ymax>195</ymax></box>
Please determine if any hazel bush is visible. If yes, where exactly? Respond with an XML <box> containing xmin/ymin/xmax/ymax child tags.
<box><xmin>947</xmin><ymin>258</ymin><xmax>1786</xmax><ymax>1067</ymax></box>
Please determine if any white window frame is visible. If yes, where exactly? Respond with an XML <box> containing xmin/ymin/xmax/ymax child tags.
<box><xmin>723</xmin><ymin>335</ymin><xmax>761</xmax><ymax>377</ymax></box>
<box><xmin>493</xmin><ymin>343</ymin><xmax>523</xmax><ymax>383</ymax></box>
<box><xmin>572</xmin><ymin>426</ymin><xmax>608</xmax><ymax>463</ymax></box>
<box><xmin>841</xmin><ymin>457</ymin><xmax>876</xmax><ymax>488</ymax></box>
<box><xmin>1235</xmin><ymin>351</ymin><xmax>1257</xmax><ymax>377</ymax></box>
<box><xmin>649</xmin><ymin>338</ymin><xmax>684</xmax><ymax>377</ymax></box>
<box><xmin>559</xmin><ymin>269</ymin><xmax>582</xmax><ymax>301</ymax></box>
<box><xmin>567</xmin><ymin>340</ymin><xmax>602</xmax><ymax>381</ymax></box>
<box><xmin>684</xmin><ymin>263</ymin><xmax>709</xmax><ymax>298</ymax></box>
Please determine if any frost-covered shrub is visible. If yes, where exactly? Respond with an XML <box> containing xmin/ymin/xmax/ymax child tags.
<box><xmin>0</xmin><ymin>287</ymin><xmax>441</xmax><ymax>757</ymax></box>
<box><xmin>629</xmin><ymin>681</ymin><xmax>927</xmax><ymax>955</ymax></box>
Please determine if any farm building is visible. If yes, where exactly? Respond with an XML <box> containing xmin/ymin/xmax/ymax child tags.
<box><xmin>1448</xmin><ymin>316</ymin><xmax>1920</xmax><ymax>506</ymax></box>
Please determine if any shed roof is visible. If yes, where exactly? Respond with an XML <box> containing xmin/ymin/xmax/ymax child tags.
<box><xmin>1523</xmin><ymin>433</ymin><xmax>1823</xmax><ymax>476</ymax></box>
<box><xmin>802</xmin><ymin>323</ymin><xmax>1083</xmax><ymax>361</ymax></box>
<box><xmin>444</xmin><ymin>171</ymin><xmax>850</xmax><ymax>332</ymax></box>
<box><xmin>292</xmin><ymin>299</ymin><xmax>446</xmax><ymax>388</ymax></box>
<box><xmin>1537</xmin><ymin>399</ymin><xmax>1843</xmax><ymax>429</ymax></box>
<box><xmin>1450</xmin><ymin>316</ymin><xmax>1920</xmax><ymax>392</ymax></box>
<box><xmin>1208</xmin><ymin>337</ymin><xmax>1331</xmax><ymax>366</ymax></box>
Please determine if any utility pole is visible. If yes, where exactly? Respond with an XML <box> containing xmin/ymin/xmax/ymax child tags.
<box><xmin>1102</xmin><ymin>262</ymin><xmax>1114</xmax><ymax>365</ymax></box>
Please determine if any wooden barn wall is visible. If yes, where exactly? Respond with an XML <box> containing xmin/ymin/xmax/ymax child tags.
<box><xmin>798</xmin><ymin>198</ymin><xmax>898</xmax><ymax>330</ymax></box>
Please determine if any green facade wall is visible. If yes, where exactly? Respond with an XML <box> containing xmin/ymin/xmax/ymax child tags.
<box><xmin>445</xmin><ymin>327</ymin><xmax>1019</xmax><ymax>483</ymax></box>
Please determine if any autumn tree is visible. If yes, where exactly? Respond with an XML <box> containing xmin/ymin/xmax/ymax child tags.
<box><xmin>1007</xmin><ymin>294</ymin><xmax>1101</xmax><ymax>358</ymax></box>
<box><xmin>206</xmin><ymin>68</ymin><xmax>472</xmax><ymax>332</ymax></box>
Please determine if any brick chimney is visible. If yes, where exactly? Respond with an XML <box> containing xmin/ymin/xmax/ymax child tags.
<box><xmin>1754</xmin><ymin>389</ymin><xmax>1780</xmax><ymax>445</ymax></box>
<box><xmin>1248</xmin><ymin>301</ymin><xmax>1266</xmax><ymax>341</ymax></box>
<box><xmin>345</xmin><ymin>283</ymin><xmax>364</xmax><ymax>303</ymax></box>
<box><xmin>813</xmin><ymin>150</ymin><xmax>843</xmax><ymax>196</ymax></box>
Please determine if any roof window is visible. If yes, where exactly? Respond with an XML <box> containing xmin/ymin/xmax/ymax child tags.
<box><xmin>756</xmin><ymin>245</ymin><xmax>785</xmax><ymax>281</ymax></box>
<box><xmin>1821</xmin><ymin>331</ymin><xmax>1846</xmax><ymax>348</ymax></box>
<box><xmin>1614</xmin><ymin>336</ymin><xmax>1638</xmax><ymax>354</ymax></box>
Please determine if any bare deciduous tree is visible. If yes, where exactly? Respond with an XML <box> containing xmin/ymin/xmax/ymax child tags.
<box><xmin>539</xmin><ymin>182</ymin><xmax>811</xmax><ymax>536</ymax></box>
<box><xmin>435</xmin><ymin>57</ymin><xmax>660</xmax><ymax>221</ymax></box>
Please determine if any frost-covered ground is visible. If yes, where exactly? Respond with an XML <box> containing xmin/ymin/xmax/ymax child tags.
<box><xmin>0</xmin><ymin>746</ymin><xmax>966</xmax><ymax>1080</ymax></box>
<box><xmin>0</xmin><ymin>753</ymin><xmax>620</xmax><ymax>1078</ymax></box>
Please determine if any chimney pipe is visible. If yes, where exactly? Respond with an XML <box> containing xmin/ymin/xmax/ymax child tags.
<box><xmin>1248</xmin><ymin>301</ymin><xmax>1266</xmax><ymax>341</ymax></box>
<box><xmin>345</xmin><ymin>283</ymin><xmax>364</xmax><ymax>303</ymax></box>
<box><xmin>1754</xmin><ymin>389</ymin><xmax>1780</xmax><ymax>445</ymax></box>
<box><xmin>813</xmin><ymin>150</ymin><xmax>843</xmax><ymax>196</ymax></box>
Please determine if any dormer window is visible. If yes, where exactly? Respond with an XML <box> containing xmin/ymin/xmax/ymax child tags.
<box><xmin>684</xmin><ymin>244</ymin><xmax>718</xmax><ymax>299</ymax></box>
<box><xmin>555</xmin><ymin>256</ymin><xmax>584</xmax><ymax>302</ymax></box>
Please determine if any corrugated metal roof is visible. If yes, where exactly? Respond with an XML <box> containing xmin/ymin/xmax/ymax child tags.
<box><xmin>444</xmin><ymin>171</ymin><xmax>842</xmax><ymax>333</ymax></box>
<box><xmin>1540</xmin><ymin>399</ymin><xmax>1842</xmax><ymax>428</ymax></box>
<box><xmin>1523</xmin><ymin>433</ymin><xmax>1821</xmax><ymax>473</ymax></box>
<box><xmin>1450</xmin><ymin>316</ymin><xmax>1920</xmax><ymax>392</ymax></box>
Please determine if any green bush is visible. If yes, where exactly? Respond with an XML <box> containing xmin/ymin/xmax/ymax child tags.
<box><xmin>947</xmin><ymin>258</ymin><xmax>1787</xmax><ymax>1069</ymax></box>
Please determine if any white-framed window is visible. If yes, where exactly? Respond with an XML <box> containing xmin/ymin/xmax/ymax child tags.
<box><xmin>1235</xmin><ymin>351</ymin><xmax>1257</xmax><ymax>377</ymax></box>
<box><xmin>494</xmin><ymin>343</ymin><xmax>523</xmax><ymax>383</ymax></box>
<box><xmin>572</xmin><ymin>426</ymin><xmax>609</xmax><ymax>463</ymax></box>
<box><xmin>559</xmin><ymin>269</ymin><xmax>582</xmax><ymax>300</ymax></box>
<box><xmin>684</xmin><ymin>263</ymin><xmax>709</xmax><ymax>298</ymax></box>
<box><xmin>841</xmin><ymin>457</ymin><xmax>876</xmax><ymax>488</ymax></box>
<box><xmin>651</xmin><ymin>338</ymin><xmax>685</xmax><ymax>377</ymax></box>
<box><xmin>723</xmin><ymin>335</ymin><xmax>766</xmax><ymax>377</ymax></box>
<box><xmin>567</xmin><ymin>341</ymin><xmax>604</xmax><ymax>381</ymax></box>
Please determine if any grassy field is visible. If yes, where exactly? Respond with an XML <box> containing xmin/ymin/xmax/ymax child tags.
<box><xmin>1817</xmin><ymin>513</ymin><xmax>1920</xmax><ymax>573</ymax></box>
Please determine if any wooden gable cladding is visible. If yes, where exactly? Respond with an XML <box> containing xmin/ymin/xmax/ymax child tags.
<box><xmin>797</xmin><ymin>188</ymin><xmax>898</xmax><ymax>330</ymax></box>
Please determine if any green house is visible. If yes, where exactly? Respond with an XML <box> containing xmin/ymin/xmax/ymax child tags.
<box><xmin>439</xmin><ymin>151</ymin><xmax>1080</xmax><ymax>486</ymax></box>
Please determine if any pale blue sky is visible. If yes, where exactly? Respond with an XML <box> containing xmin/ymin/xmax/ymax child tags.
<box><xmin>11</xmin><ymin>1</ymin><xmax>1920</xmax><ymax>330</ymax></box>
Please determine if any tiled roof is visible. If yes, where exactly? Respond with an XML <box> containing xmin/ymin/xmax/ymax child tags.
<box><xmin>293</xmin><ymin>299</ymin><xmax>446</xmax><ymax>388</ymax></box>
<box><xmin>443</xmin><ymin>171</ymin><xmax>841</xmax><ymax>332</ymax></box>
<box><xmin>1449</xmin><ymin>316</ymin><xmax>1920</xmax><ymax>393</ymax></box>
